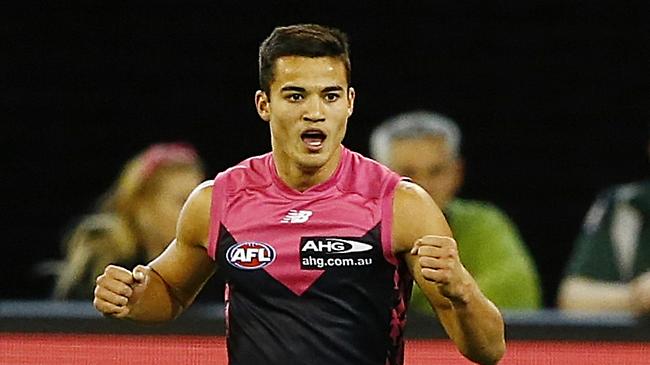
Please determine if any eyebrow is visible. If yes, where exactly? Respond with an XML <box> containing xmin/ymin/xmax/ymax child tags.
<box><xmin>322</xmin><ymin>86</ymin><xmax>344</xmax><ymax>93</ymax></box>
<box><xmin>280</xmin><ymin>86</ymin><xmax>306</xmax><ymax>93</ymax></box>
<box><xmin>279</xmin><ymin>85</ymin><xmax>344</xmax><ymax>93</ymax></box>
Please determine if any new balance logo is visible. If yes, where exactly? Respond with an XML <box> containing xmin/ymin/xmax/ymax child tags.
<box><xmin>281</xmin><ymin>209</ymin><xmax>313</xmax><ymax>223</ymax></box>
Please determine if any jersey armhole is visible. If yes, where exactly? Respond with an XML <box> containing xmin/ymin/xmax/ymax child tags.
<box><xmin>207</xmin><ymin>172</ymin><xmax>228</xmax><ymax>260</ymax></box>
<box><xmin>380</xmin><ymin>176</ymin><xmax>402</xmax><ymax>266</ymax></box>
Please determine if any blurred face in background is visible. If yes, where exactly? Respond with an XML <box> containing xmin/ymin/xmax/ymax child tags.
<box><xmin>134</xmin><ymin>165</ymin><xmax>204</xmax><ymax>258</ymax></box>
<box><xmin>388</xmin><ymin>135</ymin><xmax>464</xmax><ymax>211</ymax></box>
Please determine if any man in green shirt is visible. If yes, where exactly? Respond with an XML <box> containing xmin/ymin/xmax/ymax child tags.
<box><xmin>370</xmin><ymin>110</ymin><xmax>542</xmax><ymax>310</ymax></box>
<box><xmin>558</xmin><ymin>179</ymin><xmax>650</xmax><ymax>314</ymax></box>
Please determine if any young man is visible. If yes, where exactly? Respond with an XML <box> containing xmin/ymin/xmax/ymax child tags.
<box><xmin>93</xmin><ymin>24</ymin><xmax>505</xmax><ymax>365</ymax></box>
<box><xmin>370</xmin><ymin>110</ymin><xmax>542</xmax><ymax>311</ymax></box>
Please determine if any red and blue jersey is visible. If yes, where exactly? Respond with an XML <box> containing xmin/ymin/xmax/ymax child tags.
<box><xmin>208</xmin><ymin>147</ymin><xmax>412</xmax><ymax>365</ymax></box>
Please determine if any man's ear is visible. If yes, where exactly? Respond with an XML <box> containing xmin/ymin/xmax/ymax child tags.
<box><xmin>255</xmin><ymin>90</ymin><xmax>271</xmax><ymax>122</ymax></box>
<box><xmin>347</xmin><ymin>87</ymin><xmax>355</xmax><ymax>117</ymax></box>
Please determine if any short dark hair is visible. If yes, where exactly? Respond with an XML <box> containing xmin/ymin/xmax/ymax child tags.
<box><xmin>258</xmin><ymin>24</ymin><xmax>352</xmax><ymax>95</ymax></box>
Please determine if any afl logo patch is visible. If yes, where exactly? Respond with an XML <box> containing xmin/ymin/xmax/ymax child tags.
<box><xmin>226</xmin><ymin>242</ymin><xmax>276</xmax><ymax>270</ymax></box>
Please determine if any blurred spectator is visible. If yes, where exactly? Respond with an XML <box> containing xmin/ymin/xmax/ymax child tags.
<box><xmin>558</xmin><ymin>148</ymin><xmax>650</xmax><ymax>314</ymax></box>
<box><xmin>370</xmin><ymin>110</ymin><xmax>542</xmax><ymax>310</ymax></box>
<box><xmin>51</xmin><ymin>142</ymin><xmax>210</xmax><ymax>300</ymax></box>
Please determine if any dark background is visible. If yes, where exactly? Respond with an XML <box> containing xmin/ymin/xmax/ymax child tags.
<box><xmin>4</xmin><ymin>1</ymin><xmax>649</xmax><ymax>306</ymax></box>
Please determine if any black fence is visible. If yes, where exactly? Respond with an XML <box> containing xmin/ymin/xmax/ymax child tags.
<box><xmin>2</xmin><ymin>300</ymin><xmax>649</xmax><ymax>341</ymax></box>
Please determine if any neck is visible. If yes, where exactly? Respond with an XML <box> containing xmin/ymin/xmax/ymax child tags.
<box><xmin>273</xmin><ymin>146</ymin><xmax>342</xmax><ymax>192</ymax></box>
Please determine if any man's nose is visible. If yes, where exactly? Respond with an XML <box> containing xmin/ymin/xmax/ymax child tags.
<box><xmin>303</xmin><ymin>96</ymin><xmax>325</xmax><ymax>123</ymax></box>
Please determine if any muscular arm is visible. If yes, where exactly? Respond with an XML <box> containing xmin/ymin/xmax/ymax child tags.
<box><xmin>93</xmin><ymin>180</ymin><xmax>217</xmax><ymax>323</ymax></box>
<box><xmin>392</xmin><ymin>181</ymin><xmax>505</xmax><ymax>364</ymax></box>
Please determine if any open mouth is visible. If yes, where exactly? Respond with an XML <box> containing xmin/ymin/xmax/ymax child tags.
<box><xmin>301</xmin><ymin>130</ymin><xmax>327</xmax><ymax>151</ymax></box>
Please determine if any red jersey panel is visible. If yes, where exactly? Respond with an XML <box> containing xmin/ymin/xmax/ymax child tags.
<box><xmin>208</xmin><ymin>147</ymin><xmax>411</xmax><ymax>365</ymax></box>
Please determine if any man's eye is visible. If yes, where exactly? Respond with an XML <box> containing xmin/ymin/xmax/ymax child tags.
<box><xmin>324</xmin><ymin>93</ymin><xmax>340</xmax><ymax>102</ymax></box>
<box><xmin>288</xmin><ymin>94</ymin><xmax>304</xmax><ymax>101</ymax></box>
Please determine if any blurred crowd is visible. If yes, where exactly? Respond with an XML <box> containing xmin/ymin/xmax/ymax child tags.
<box><xmin>45</xmin><ymin>142</ymin><xmax>223</xmax><ymax>303</ymax></box>
<box><xmin>38</xmin><ymin>113</ymin><xmax>650</xmax><ymax>316</ymax></box>
<box><xmin>372</xmin><ymin>111</ymin><xmax>650</xmax><ymax>316</ymax></box>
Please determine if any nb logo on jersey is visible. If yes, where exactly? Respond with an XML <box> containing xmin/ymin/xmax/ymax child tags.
<box><xmin>280</xmin><ymin>209</ymin><xmax>313</xmax><ymax>223</ymax></box>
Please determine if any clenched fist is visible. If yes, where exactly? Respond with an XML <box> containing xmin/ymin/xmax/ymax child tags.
<box><xmin>410</xmin><ymin>235</ymin><xmax>475</xmax><ymax>304</ymax></box>
<box><xmin>93</xmin><ymin>264</ymin><xmax>150</xmax><ymax>318</ymax></box>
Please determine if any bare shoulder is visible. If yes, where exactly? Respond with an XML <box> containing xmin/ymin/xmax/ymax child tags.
<box><xmin>394</xmin><ymin>180</ymin><xmax>432</xmax><ymax>205</ymax></box>
<box><xmin>392</xmin><ymin>180</ymin><xmax>452</xmax><ymax>254</ymax></box>
<box><xmin>393</xmin><ymin>180</ymin><xmax>440</xmax><ymax>227</ymax></box>
<box><xmin>177</xmin><ymin>180</ymin><xmax>214</xmax><ymax>250</ymax></box>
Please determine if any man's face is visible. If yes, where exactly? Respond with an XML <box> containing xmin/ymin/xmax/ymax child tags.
<box><xmin>388</xmin><ymin>136</ymin><xmax>463</xmax><ymax>210</ymax></box>
<box><xmin>256</xmin><ymin>56</ymin><xmax>354</xmax><ymax>171</ymax></box>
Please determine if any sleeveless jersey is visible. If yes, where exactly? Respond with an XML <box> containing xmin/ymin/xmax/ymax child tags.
<box><xmin>208</xmin><ymin>147</ymin><xmax>412</xmax><ymax>365</ymax></box>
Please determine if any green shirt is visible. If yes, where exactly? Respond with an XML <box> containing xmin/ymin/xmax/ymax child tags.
<box><xmin>566</xmin><ymin>180</ymin><xmax>650</xmax><ymax>282</ymax></box>
<box><xmin>410</xmin><ymin>198</ymin><xmax>542</xmax><ymax>311</ymax></box>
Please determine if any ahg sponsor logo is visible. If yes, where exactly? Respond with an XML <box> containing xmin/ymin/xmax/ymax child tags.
<box><xmin>301</xmin><ymin>256</ymin><xmax>373</xmax><ymax>269</ymax></box>
<box><xmin>301</xmin><ymin>238</ymin><xmax>373</xmax><ymax>254</ymax></box>
<box><xmin>226</xmin><ymin>242</ymin><xmax>276</xmax><ymax>270</ymax></box>
<box><xmin>300</xmin><ymin>236</ymin><xmax>374</xmax><ymax>270</ymax></box>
